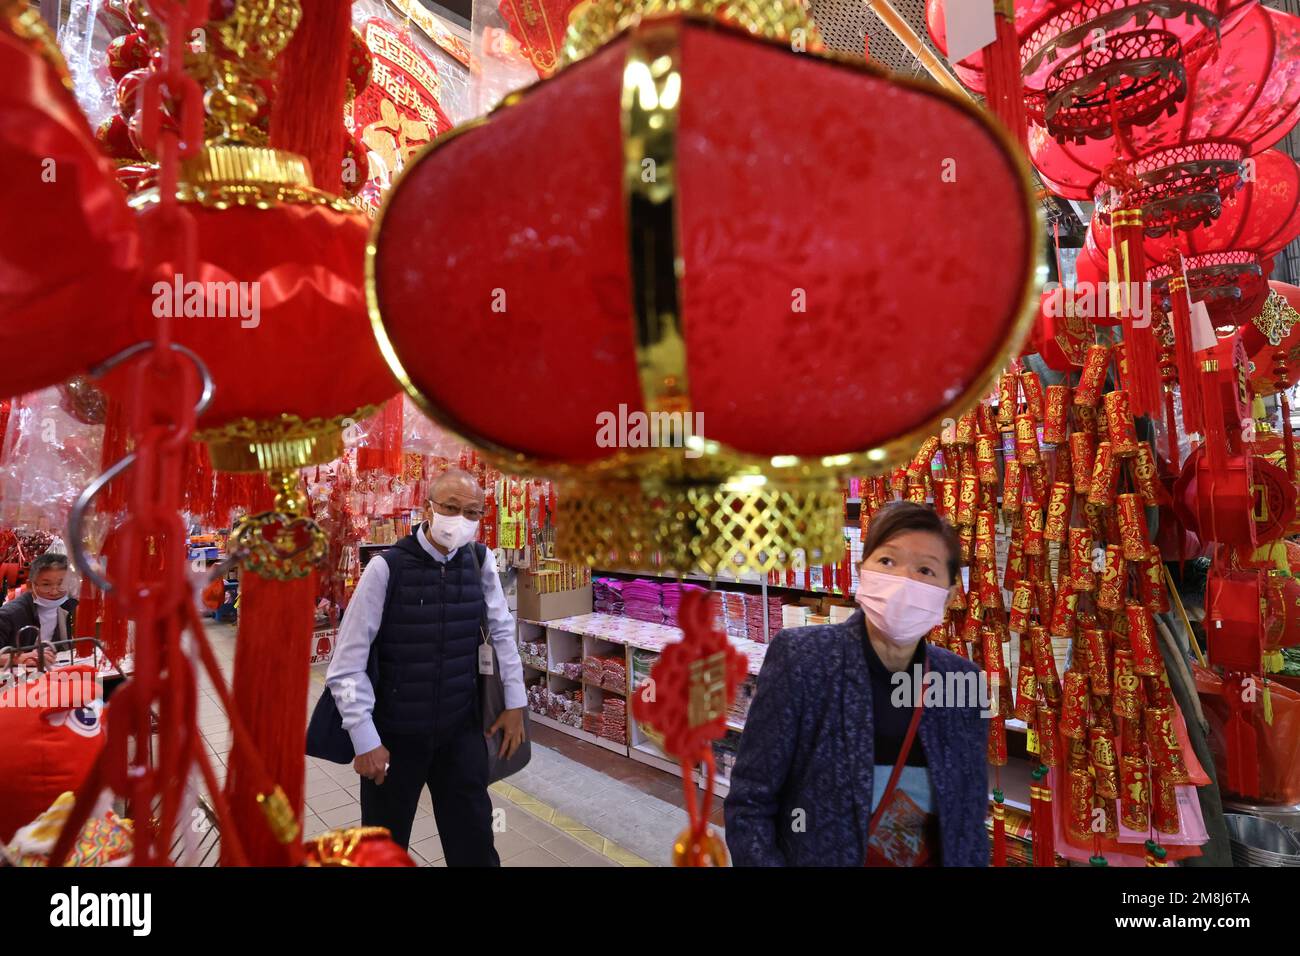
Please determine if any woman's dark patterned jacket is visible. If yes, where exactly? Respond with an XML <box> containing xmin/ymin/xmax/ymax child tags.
<box><xmin>724</xmin><ymin>609</ymin><xmax>990</xmax><ymax>867</ymax></box>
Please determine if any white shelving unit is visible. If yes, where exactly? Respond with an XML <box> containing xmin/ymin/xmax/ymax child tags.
<box><xmin>520</xmin><ymin>611</ymin><xmax>762</xmax><ymax>785</ymax></box>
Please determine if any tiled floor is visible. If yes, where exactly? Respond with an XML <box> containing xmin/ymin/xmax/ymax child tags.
<box><xmin>195</xmin><ymin>622</ymin><xmax>705</xmax><ymax>867</ymax></box>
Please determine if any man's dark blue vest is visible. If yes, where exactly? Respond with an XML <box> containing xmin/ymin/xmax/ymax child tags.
<box><xmin>372</xmin><ymin>533</ymin><xmax>484</xmax><ymax>741</ymax></box>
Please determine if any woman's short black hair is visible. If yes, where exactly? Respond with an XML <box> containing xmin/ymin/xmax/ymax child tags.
<box><xmin>860</xmin><ymin>501</ymin><xmax>961</xmax><ymax>585</ymax></box>
<box><xmin>29</xmin><ymin>552</ymin><xmax>69</xmax><ymax>577</ymax></box>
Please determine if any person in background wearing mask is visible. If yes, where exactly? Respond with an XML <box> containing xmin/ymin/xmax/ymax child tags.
<box><xmin>725</xmin><ymin>501</ymin><xmax>988</xmax><ymax>867</ymax></box>
<box><xmin>0</xmin><ymin>552</ymin><xmax>76</xmax><ymax>669</ymax></box>
<box><xmin>326</xmin><ymin>469</ymin><xmax>526</xmax><ymax>865</ymax></box>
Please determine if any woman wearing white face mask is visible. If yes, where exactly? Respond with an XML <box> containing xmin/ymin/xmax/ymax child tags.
<box><xmin>0</xmin><ymin>552</ymin><xmax>75</xmax><ymax>668</ymax></box>
<box><xmin>725</xmin><ymin>501</ymin><xmax>989</xmax><ymax>867</ymax></box>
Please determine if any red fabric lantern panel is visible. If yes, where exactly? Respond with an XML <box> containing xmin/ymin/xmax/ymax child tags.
<box><xmin>1028</xmin><ymin>3</ymin><xmax>1300</xmax><ymax>199</ymax></box>
<box><xmin>371</xmin><ymin>19</ymin><xmax>1038</xmax><ymax>464</ymax></box>
<box><xmin>0</xmin><ymin>18</ymin><xmax>140</xmax><ymax>401</ymax></box>
<box><xmin>106</xmin><ymin>202</ymin><xmax>395</xmax><ymax>430</ymax></box>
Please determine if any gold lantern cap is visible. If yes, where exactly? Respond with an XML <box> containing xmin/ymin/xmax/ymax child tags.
<box><xmin>560</xmin><ymin>0</ymin><xmax>822</xmax><ymax>68</ymax></box>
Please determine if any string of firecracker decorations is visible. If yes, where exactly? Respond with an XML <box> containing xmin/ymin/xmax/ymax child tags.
<box><xmin>861</xmin><ymin>352</ymin><xmax>1208</xmax><ymax>868</ymax></box>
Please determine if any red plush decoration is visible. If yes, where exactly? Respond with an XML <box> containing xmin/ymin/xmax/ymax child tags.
<box><xmin>0</xmin><ymin>666</ymin><xmax>105</xmax><ymax>843</ymax></box>
<box><xmin>0</xmin><ymin>13</ymin><xmax>140</xmax><ymax>401</ymax></box>
<box><xmin>371</xmin><ymin>16</ymin><xmax>1037</xmax><ymax>465</ymax></box>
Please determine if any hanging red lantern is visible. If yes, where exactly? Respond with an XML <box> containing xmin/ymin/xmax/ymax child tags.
<box><xmin>1027</xmin><ymin>3</ymin><xmax>1300</xmax><ymax>200</ymax></box>
<box><xmin>926</xmin><ymin>0</ymin><xmax>1248</xmax><ymax>141</ymax></box>
<box><xmin>369</xmin><ymin>2</ymin><xmax>1041</xmax><ymax>572</ymax></box>
<box><xmin>1091</xmin><ymin>150</ymin><xmax>1300</xmax><ymax>325</ymax></box>
<box><xmin>0</xmin><ymin>5</ymin><xmax>141</xmax><ymax>400</ymax></box>
<box><xmin>91</xmin><ymin>0</ymin><xmax>397</xmax><ymax>868</ymax></box>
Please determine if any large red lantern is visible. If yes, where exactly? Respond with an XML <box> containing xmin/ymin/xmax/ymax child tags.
<box><xmin>369</xmin><ymin>3</ymin><xmax>1041</xmax><ymax>572</ymax></box>
<box><xmin>0</xmin><ymin>4</ymin><xmax>140</xmax><ymax>400</ymax></box>
<box><xmin>926</xmin><ymin>0</ymin><xmax>1250</xmax><ymax>138</ymax></box>
<box><xmin>1090</xmin><ymin>150</ymin><xmax>1300</xmax><ymax>325</ymax></box>
<box><xmin>1026</xmin><ymin>3</ymin><xmax>1300</xmax><ymax>200</ymax></box>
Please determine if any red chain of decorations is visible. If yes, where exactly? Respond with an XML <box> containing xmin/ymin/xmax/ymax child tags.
<box><xmin>48</xmin><ymin>0</ymin><xmax>255</xmax><ymax>866</ymax></box>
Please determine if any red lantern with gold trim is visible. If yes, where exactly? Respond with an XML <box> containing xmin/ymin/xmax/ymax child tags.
<box><xmin>369</xmin><ymin>2</ymin><xmax>1040</xmax><ymax>573</ymax></box>
<box><xmin>1022</xmin><ymin>3</ymin><xmax>1300</xmax><ymax>200</ymax></box>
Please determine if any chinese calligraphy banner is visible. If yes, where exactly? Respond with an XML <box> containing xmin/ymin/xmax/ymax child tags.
<box><xmin>346</xmin><ymin>17</ymin><xmax>455</xmax><ymax>217</ymax></box>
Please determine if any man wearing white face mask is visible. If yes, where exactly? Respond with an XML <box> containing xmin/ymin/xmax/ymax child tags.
<box><xmin>326</xmin><ymin>469</ymin><xmax>525</xmax><ymax>865</ymax></box>
<box><xmin>0</xmin><ymin>552</ymin><xmax>75</xmax><ymax>668</ymax></box>
<box><xmin>725</xmin><ymin>501</ymin><xmax>989</xmax><ymax>867</ymax></box>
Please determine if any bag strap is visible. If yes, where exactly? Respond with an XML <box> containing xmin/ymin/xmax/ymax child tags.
<box><xmin>867</xmin><ymin>676</ymin><xmax>926</xmax><ymax>840</ymax></box>
<box><xmin>467</xmin><ymin>541</ymin><xmax>490</xmax><ymax>643</ymax></box>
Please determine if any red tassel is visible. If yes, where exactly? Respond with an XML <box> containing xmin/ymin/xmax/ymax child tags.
<box><xmin>1030</xmin><ymin>765</ymin><xmax>1055</xmax><ymax>866</ymax></box>
<box><xmin>1198</xmin><ymin>352</ymin><xmax>1230</xmax><ymax>470</ymax></box>
<box><xmin>1163</xmin><ymin>385</ymin><xmax>1181</xmax><ymax>469</ymax></box>
<box><xmin>984</xmin><ymin>0</ymin><xmax>1028</xmax><ymax>151</ymax></box>
<box><xmin>99</xmin><ymin>395</ymin><xmax>131</xmax><ymax>515</ymax></box>
<box><xmin>1113</xmin><ymin>210</ymin><xmax>1161</xmax><ymax>417</ymax></box>
<box><xmin>1168</xmin><ymin>264</ymin><xmax>1204</xmax><ymax>434</ymax></box>
<box><xmin>222</xmin><ymin>570</ymin><xmax>317</xmax><ymax>865</ymax></box>
<box><xmin>269</xmin><ymin>0</ymin><xmax>354</xmax><ymax>194</ymax></box>
<box><xmin>1223</xmin><ymin>674</ymin><xmax>1261</xmax><ymax>798</ymax></box>
<box><xmin>1281</xmin><ymin>391</ymin><xmax>1296</xmax><ymax>482</ymax></box>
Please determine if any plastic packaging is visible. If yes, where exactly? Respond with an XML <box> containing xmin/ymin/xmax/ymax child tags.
<box><xmin>0</xmin><ymin>388</ymin><xmax>104</xmax><ymax>535</ymax></box>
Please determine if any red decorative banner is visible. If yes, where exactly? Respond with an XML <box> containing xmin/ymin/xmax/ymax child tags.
<box><xmin>498</xmin><ymin>0</ymin><xmax>586</xmax><ymax>76</ymax></box>
<box><xmin>346</xmin><ymin>18</ymin><xmax>454</xmax><ymax>216</ymax></box>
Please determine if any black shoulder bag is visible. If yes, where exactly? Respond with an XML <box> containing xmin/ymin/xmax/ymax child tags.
<box><xmin>305</xmin><ymin>554</ymin><xmax>390</xmax><ymax>764</ymax></box>
<box><xmin>469</xmin><ymin>542</ymin><xmax>531</xmax><ymax>782</ymax></box>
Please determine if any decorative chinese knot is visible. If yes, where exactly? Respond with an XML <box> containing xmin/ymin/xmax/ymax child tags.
<box><xmin>631</xmin><ymin>590</ymin><xmax>747</xmax><ymax>867</ymax></box>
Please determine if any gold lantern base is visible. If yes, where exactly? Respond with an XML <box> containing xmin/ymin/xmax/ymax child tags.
<box><xmin>556</xmin><ymin>475</ymin><xmax>845</xmax><ymax>575</ymax></box>
<box><xmin>197</xmin><ymin>407</ymin><xmax>377</xmax><ymax>473</ymax></box>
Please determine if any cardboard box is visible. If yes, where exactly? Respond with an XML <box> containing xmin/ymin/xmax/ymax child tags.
<box><xmin>516</xmin><ymin>576</ymin><xmax>592</xmax><ymax>622</ymax></box>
